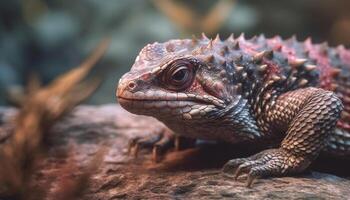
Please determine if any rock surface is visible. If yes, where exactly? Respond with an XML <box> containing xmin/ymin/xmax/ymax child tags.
<box><xmin>1</xmin><ymin>104</ymin><xmax>350</xmax><ymax>200</ymax></box>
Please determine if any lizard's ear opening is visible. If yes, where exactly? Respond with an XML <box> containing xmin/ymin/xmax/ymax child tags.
<box><xmin>161</xmin><ymin>59</ymin><xmax>195</xmax><ymax>91</ymax></box>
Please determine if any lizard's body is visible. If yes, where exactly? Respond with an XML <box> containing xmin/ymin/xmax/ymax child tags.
<box><xmin>117</xmin><ymin>34</ymin><xmax>350</xmax><ymax>186</ymax></box>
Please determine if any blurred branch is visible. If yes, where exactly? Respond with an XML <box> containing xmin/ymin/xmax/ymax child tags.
<box><xmin>201</xmin><ymin>0</ymin><xmax>235</xmax><ymax>34</ymax></box>
<box><xmin>152</xmin><ymin>0</ymin><xmax>235</xmax><ymax>35</ymax></box>
<box><xmin>0</xmin><ymin>39</ymin><xmax>109</xmax><ymax>199</ymax></box>
<box><xmin>151</xmin><ymin>0</ymin><xmax>196</xmax><ymax>31</ymax></box>
<box><xmin>331</xmin><ymin>16</ymin><xmax>350</xmax><ymax>45</ymax></box>
<box><xmin>7</xmin><ymin>73</ymin><xmax>41</xmax><ymax>107</ymax></box>
<box><xmin>47</xmin><ymin>38</ymin><xmax>110</xmax><ymax>96</ymax></box>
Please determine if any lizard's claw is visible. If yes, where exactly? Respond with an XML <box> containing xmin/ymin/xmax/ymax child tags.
<box><xmin>222</xmin><ymin>148</ymin><xmax>310</xmax><ymax>187</ymax></box>
<box><xmin>128</xmin><ymin>128</ymin><xmax>174</xmax><ymax>162</ymax></box>
<box><xmin>128</xmin><ymin>129</ymin><xmax>196</xmax><ymax>162</ymax></box>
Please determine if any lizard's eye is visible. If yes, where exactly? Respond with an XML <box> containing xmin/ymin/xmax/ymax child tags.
<box><xmin>162</xmin><ymin>60</ymin><xmax>194</xmax><ymax>91</ymax></box>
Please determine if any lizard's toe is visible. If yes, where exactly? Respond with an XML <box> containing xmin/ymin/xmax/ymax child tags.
<box><xmin>222</xmin><ymin>158</ymin><xmax>249</xmax><ymax>173</ymax></box>
<box><xmin>128</xmin><ymin>134</ymin><xmax>162</xmax><ymax>157</ymax></box>
<box><xmin>128</xmin><ymin>128</ymin><xmax>196</xmax><ymax>162</ymax></box>
<box><xmin>128</xmin><ymin>129</ymin><xmax>174</xmax><ymax>162</ymax></box>
<box><xmin>152</xmin><ymin>134</ymin><xmax>173</xmax><ymax>162</ymax></box>
<box><xmin>233</xmin><ymin>160</ymin><xmax>265</xmax><ymax>180</ymax></box>
<box><xmin>223</xmin><ymin>148</ymin><xmax>311</xmax><ymax>187</ymax></box>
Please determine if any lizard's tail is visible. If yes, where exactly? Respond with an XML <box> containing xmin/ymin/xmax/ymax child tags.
<box><xmin>327</xmin><ymin>76</ymin><xmax>350</xmax><ymax>156</ymax></box>
<box><xmin>324</xmin><ymin>46</ymin><xmax>350</xmax><ymax>157</ymax></box>
<box><xmin>325</xmin><ymin>128</ymin><xmax>350</xmax><ymax>157</ymax></box>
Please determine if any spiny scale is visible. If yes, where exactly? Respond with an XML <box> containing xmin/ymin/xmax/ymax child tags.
<box><xmin>134</xmin><ymin>33</ymin><xmax>350</xmax><ymax>133</ymax></box>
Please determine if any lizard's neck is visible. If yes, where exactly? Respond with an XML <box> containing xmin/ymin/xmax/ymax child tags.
<box><xmin>222</xmin><ymin>97</ymin><xmax>262</xmax><ymax>141</ymax></box>
<box><xmin>158</xmin><ymin>96</ymin><xmax>262</xmax><ymax>143</ymax></box>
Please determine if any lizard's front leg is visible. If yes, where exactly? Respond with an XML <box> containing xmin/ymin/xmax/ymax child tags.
<box><xmin>223</xmin><ymin>87</ymin><xmax>343</xmax><ymax>187</ymax></box>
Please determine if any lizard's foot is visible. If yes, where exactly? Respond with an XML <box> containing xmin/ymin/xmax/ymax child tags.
<box><xmin>128</xmin><ymin>128</ymin><xmax>174</xmax><ymax>162</ymax></box>
<box><xmin>222</xmin><ymin>148</ymin><xmax>311</xmax><ymax>187</ymax></box>
<box><xmin>128</xmin><ymin>128</ymin><xmax>195</xmax><ymax>162</ymax></box>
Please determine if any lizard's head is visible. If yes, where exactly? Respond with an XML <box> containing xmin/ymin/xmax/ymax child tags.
<box><xmin>117</xmin><ymin>35</ymin><xmax>244</xmax><ymax>133</ymax></box>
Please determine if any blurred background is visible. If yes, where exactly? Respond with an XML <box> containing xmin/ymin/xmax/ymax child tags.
<box><xmin>0</xmin><ymin>0</ymin><xmax>350</xmax><ymax>106</ymax></box>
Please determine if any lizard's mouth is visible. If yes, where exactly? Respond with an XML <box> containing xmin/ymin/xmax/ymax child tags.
<box><xmin>118</xmin><ymin>97</ymin><xmax>203</xmax><ymax>108</ymax></box>
<box><xmin>117</xmin><ymin>88</ymin><xmax>225</xmax><ymax>107</ymax></box>
<box><xmin>117</xmin><ymin>91</ymin><xmax>225</xmax><ymax>107</ymax></box>
<box><xmin>118</xmin><ymin>96</ymin><xmax>219</xmax><ymax>120</ymax></box>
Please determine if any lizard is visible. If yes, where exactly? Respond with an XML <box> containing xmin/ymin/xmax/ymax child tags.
<box><xmin>116</xmin><ymin>33</ymin><xmax>350</xmax><ymax>187</ymax></box>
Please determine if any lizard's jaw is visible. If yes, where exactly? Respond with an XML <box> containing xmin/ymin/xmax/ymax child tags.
<box><xmin>117</xmin><ymin>89</ymin><xmax>224</xmax><ymax>121</ymax></box>
<box><xmin>117</xmin><ymin>89</ymin><xmax>220</xmax><ymax>120</ymax></box>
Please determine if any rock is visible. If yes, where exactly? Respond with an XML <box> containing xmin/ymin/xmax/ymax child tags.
<box><xmin>0</xmin><ymin>104</ymin><xmax>350</xmax><ymax>199</ymax></box>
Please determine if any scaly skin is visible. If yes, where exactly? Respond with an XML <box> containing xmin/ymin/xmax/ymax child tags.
<box><xmin>116</xmin><ymin>34</ymin><xmax>350</xmax><ymax>187</ymax></box>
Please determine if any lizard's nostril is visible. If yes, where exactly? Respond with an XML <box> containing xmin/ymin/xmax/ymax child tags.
<box><xmin>128</xmin><ymin>81</ymin><xmax>136</xmax><ymax>90</ymax></box>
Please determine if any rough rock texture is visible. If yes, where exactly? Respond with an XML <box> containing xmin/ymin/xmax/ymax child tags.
<box><xmin>0</xmin><ymin>105</ymin><xmax>350</xmax><ymax>200</ymax></box>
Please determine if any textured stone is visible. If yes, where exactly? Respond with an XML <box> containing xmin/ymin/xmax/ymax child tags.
<box><xmin>0</xmin><ymin>104</ymin><xmax>349</xmax><ymax>199</ymax></box>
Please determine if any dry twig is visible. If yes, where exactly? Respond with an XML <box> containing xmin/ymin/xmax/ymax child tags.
<box><xmin>0</xmin><ymin>38</ymin><xmax>110</xmax><ymax>199</ymax></box>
